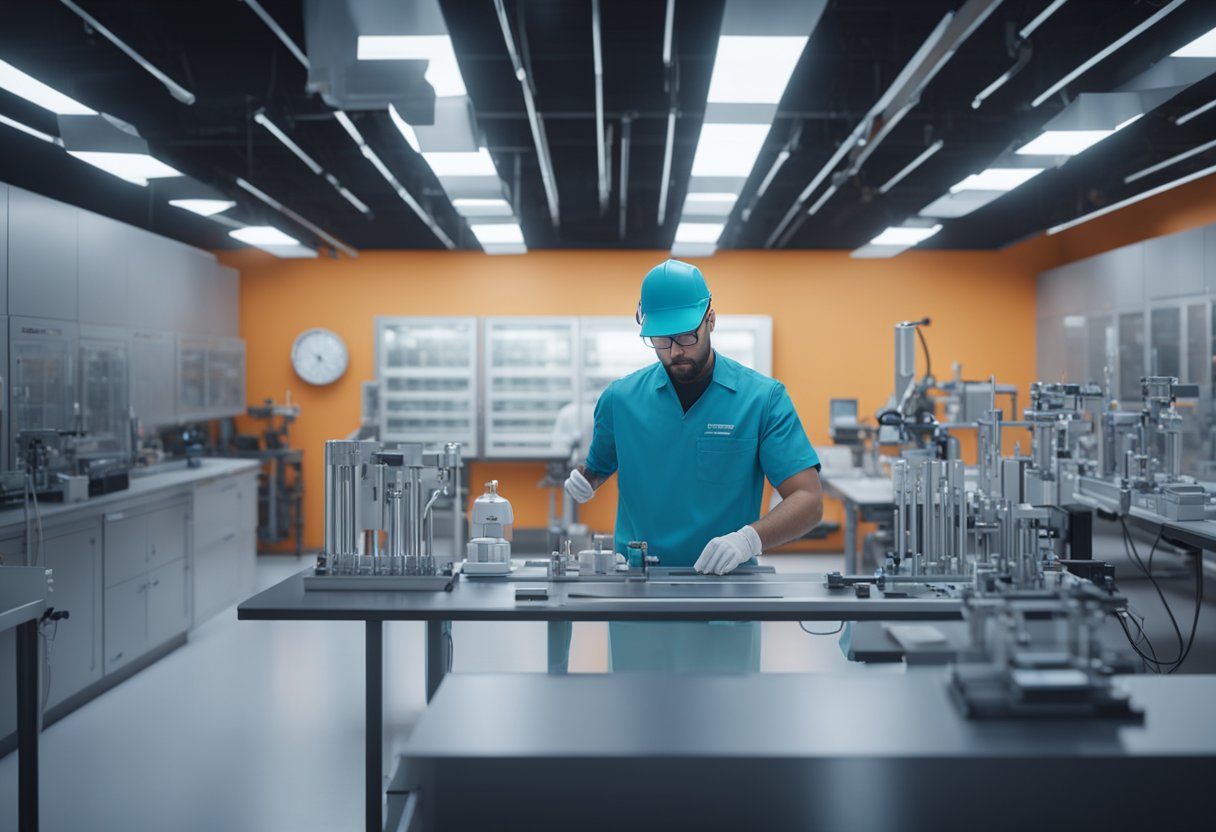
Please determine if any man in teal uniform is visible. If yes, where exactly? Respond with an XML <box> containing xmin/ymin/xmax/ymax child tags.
<box><xmin>563</xmin><ymin>259</ymin><xmax>824</xmax><ymax>670</ymax></box>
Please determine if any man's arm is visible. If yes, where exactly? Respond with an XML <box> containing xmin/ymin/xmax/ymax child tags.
<box><xmin>575</xmin><ymin>464</ymin><xmax>611</xmax><ymax>490</ymax></box>
<box><xmin>750</xmin><ymin>467</ymin><xmax>824</xmax><ymax>549</ymax></box>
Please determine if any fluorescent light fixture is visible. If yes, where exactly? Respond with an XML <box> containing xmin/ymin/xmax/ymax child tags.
<box><xmin>0</xmin><ymin>113</ymin><xmax>60</xmax><ymax>144</ymax></box>
<box><xmin>242</xmin><ymin>0</ymin><xmax>310</xmax><ymax>69</ymax></box>
<box><xmin>356</xmin><ymin>35</ymin><xmax>466</xmax><ymax>97</ymax></box>
<box><xmin>1124</xmin><ymin>136</ymin><xmax>1216</xmax><ymax>184</ymax></box>
<box><xmin>470</xmin><ymin>223</ymin><xmax>524</xmax><ymax>245</ymax></box>
<box><xmin>950</xmin><ymin>167</ymin><xmax>1044</xmax><ymax>192</ymax></box>
<box><xmin>869</xmin><ymin>225</ymin><xmax>942</xmax><ymax>246</ymax></box>
<box><xmin>388</xmin><ymin>105</ymin><xmax>421</xmax><ymax>152</ymax></box>
<box><xmin>690</xmin><ymin>123</ymin><xmax>771</xmax><ymax>177</ymax></box>
<box><xmin>254</xmin><ymin>112</ymin><xmax>323</xmax><ymax>174</ymax></box>
<box><xmin>657</xmin><ymin>107</ymin><xmax>676</xmax><ymax>225</ymax></box>
<box><xmin>422</xmin><ymin>148</ymin><xmax>498</xmax><ymax>177</ymax></box>
<box><xmin>66</xmin><ymin>151</ymin><xmax>182</xmax><ymax>185</ymax></box>
<box><xmin>230</xmin><ymin>226</ymin><xmax>300</xmax><ymax>246</ymax></box>
<box><xmin>1049</xmin><ymin>160</ymin><xmax>1216</xmax><ymax>234</ymax></box>
<box><xmin>706</xmin><ymin>36</ymin><xmax>808</xmax><ymax>104</ymax></box>
<box><xmin>877</xmin><ymin>140</ymin><xmax>944</xmax><ymax>194</ymax></box>
<box><xmin>1018</xmin><ymin>0</ymin><xmax>1069</xmax><ymax>40</ymax></box>
<box><xmin>1172</xmin><ymin>27</ymin><xmax>1216</xmax><ymax>58</ymax></box>
<box><xmin>1016</xmin><ymin>129</ymin><xmax>1114</xmax><ymax>156</ymax></box>
<box><xmin>674</xmin><ymin>222</ymin><xmax>725</xmax><ymax>244</ymax></box>
<box><xmin>1175</xmin><ymin>97</ymin><xmax>1216</xmax><ymax>126</ymax></box>
<box><xmin>452</xmin><ymin>198</ymin><xmax>513</xmax><ymax>217</ymax></box>
<box><xmin>1031</xmin><ymin>0</ymin><xmax>1185</xmax><ymax>108</ymax></box>
<box><xmin>754</xmin><ymin>149</ymin><xmax>791</xmax><ymax>200</ymax></box>
<box><xmin>850</xmin><ymin>244</ymin><xmax>909</xmax><ymax>259</ymax></box>
<box><xmin>685</xmin><ymin>193</ymin><xmax>739</xmax><ymax>205</ymax></box>
<box><xmin>0</xmin><ymin>59</ymin><xmax>96</xmax><ymax>114</ymax></box>
<box><xmin>482</xmin><ymin>243</ymin><xmax>528</xmax><ymax>256</ymax></box>
<box><xmin>169</xmin><ymin>199</ymin><xmax>235</xmax><ymax>216</ymax></box>
<box><xmin>236</xmin><ymin>177</ymin><xmax>358</xmax><ymax>258</ymax></box>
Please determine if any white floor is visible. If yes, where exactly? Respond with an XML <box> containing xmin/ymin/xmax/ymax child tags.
<box><xmin>1</xmin><ymin>550</ymin><xmax>873</xmax><ymax>832</ymax></box>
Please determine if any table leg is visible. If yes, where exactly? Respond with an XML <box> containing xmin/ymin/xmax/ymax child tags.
<box><xmin>844</xmin><ymin>501</ymin><xmax>858</xmax><ymax>574</ymax></box>
<box><xmin>426</xmin><ymin>620</ymin><xmax>451</xmax><ymax>702</ymax></box>
<box><xmin>547</xmin><ymin>620</ymin><xmax>572</xmax><ymax>673</ymax></box>
<box><xmin>365</xmin><ymin>621</ymin><xmax>382</xmax><ymax>832</ymax></box>
<box><xmin>17</xmin><ymin>619</ymin><xmax>39</xmax><ymax>832</ymax></box>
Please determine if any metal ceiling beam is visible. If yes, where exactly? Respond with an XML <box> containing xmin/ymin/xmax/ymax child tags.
<box><xmin>236</xmin><ymin>176</ymin><xmax>358</xmax><ymax>257</ymax></box>
<box><xmin>593</xmin><ymin>0</ymin><xmax>609</xmax><ymax>213</ymax></box>
<box><xmin>493</xmin><ymin>0</ymin><xmax>561</xmax><ymax>227</ymax></box>
<box><xmin>58</xmin><ymin>0</ymin><xmax>196</xmax><ymax>105</ymax></box>
<box><xmin>240</xmin><ymin>0</ymin><xmax>310</xmax><ymax>69</ymax></box>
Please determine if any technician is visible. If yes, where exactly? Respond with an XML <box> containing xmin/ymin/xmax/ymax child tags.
<box><xmin>563</xmin><ymin>258</ymin><xmax>824</xmax><ymax>669</ymax></box>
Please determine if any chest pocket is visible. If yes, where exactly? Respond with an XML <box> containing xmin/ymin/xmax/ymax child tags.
<box><xmin>696</xmin><ymin>437</ymin><xmax>757</xmax><ymax>484</ymax></box>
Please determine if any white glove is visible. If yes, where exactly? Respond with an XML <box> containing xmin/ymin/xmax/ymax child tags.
<box><xmin>694</xmin><ymin>525</ymin><xmax>762</xmax><ymax>575</ymax></box>
<box><xmin>563</xmin><ymin>468</ymin><xmax>595</xmax><ymax>504</ymax></box>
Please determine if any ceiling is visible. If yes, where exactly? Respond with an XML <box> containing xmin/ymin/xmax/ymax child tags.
<box><xmin>1</xmin><ymin>0</ymin><xmax>1215</xmax><ymax>256</ymax></box>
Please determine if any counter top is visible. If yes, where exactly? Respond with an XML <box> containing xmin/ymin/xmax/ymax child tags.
<box><xmin>0</xmin><ymin>457</ymin><xmax>259</xmax><ymax>531</ymax></box>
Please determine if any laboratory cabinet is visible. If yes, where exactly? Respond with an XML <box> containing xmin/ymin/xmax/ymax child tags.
<box><xmin>77</xmin><ymin>209</ymin><xmax>130</xmax><ymax>326</ymax></box>
<box><xmin>38</xmin><ymin>518</ymin><xmax>105</xmax><ymax>710</ymax></box>
<box><xmin>7</xmin><ymin>187</ymin><xmax>78</xmax><ymax>321</ymax></box>
<box><xmin>129</xmin><ymin>329</ymin><xmax>178</xmax><ymax>430</ymax></box>
<box><xmin>214</xmin><ymin>265</ymin><xmax>240</xmax><ymax>337</ymax></box>
<box><xmin>127</xmin><ymin>228</ymin><xmax>178</xmax><ymax>332</ymax></box>
<box><xmin>192</xmin><ymin>470</ymin><xmax>257</xmax><ymax>625</ymax></box>
<box><xmin>80</xmin><ymin>324</ymin><xmax>132</xmax><ymax>459</ymax></box>
<box><xmin>8</xmin><ymin>316</ymin><xmax>79</xmax><ymax>439</ymax></box>
<box><xmin>103</xmin><ymin>504</ymin><xmax>190</xmax><ymax>676</ymax></box>
<box><xmin>178</xmin><ymin>334</ymin><xmax>210</xmax><ymax>421</ymax></box>
<box><xmin>483</xmin><ymin>317</ymin><xmax>578</xmax><ymax>458</ymax></box>
<box><xmin>206</xmin><ymin>336</ymin><xmax>247</xmax><ymax>418</ymax></box>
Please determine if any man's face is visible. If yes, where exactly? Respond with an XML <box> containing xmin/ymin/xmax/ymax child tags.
<box><xmin>656</xmin><ymin>310</ymin><xmax>714</xmax><ymax>382</ymax></box>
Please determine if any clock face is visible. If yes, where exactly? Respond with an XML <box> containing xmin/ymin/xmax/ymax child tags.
<box><xmin>291</xmin><ymin>328</ymin><xmax>349</xmax><ymax>385</ymax></box>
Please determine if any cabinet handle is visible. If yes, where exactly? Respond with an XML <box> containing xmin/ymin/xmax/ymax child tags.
<box><xmin>151</xmin><ymin>579</ymin><xmax>160</xmax><ymax>587</ymax></box>
<box><xmin>223</xmin><ymin>532</ymin><xmax>237</xmax><ymax>542</ymax></box>
<box><xmin>106</xmin><ymin>512</ymin><xmax>126</xmax><ymax>522</ymax></box>
<box><xmin>111</xmin><ymin>652</ymin><xmax>123</xmax><ymax>662</ymax></box>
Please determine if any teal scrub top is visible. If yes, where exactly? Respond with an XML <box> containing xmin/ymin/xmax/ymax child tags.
<box><xmin>585</xmin><ymin>351</ymin><xmax>820</xmax><ymax>566</ymax></box>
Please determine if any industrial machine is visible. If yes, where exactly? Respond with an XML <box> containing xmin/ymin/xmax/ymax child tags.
<box><xmin>237</xmin><ymin>397</ymin><xmax>304</xmax><ymax>554</ymax></box>
<box><xmin>307</xmin><ymin>439</ymin><xmax>463</xmax><ymax>590</ymax></box>
<box><xmin>462</xmin><ymin>480</ymin><xmax>514</xmax><ymax>575</ymax></box>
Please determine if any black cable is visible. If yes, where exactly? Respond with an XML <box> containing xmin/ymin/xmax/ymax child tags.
<box><xmin>1167</xmin><ymin>548</ymin><xmax>1205</xmax><ymax>674</ymax></box>
<box><xmin>914</xmin><ymin>325</ymin><xmax>932</xmax><ymax>381</ymax></box>
<box><xmin>1115</xmin><ymin>613</ymin><xmax>1164</xmax><ymax>673</ymax></box>
<box><xmin>1121</xmin><ymin>519</ymin><xmax>1185</xmax><ymax>665</ymax></box>
<box><xmin>799</xmin><ymin>621</ymin><xmax>844</xmax><ymax>636</ymax></box>
<box><xmin>1124</xmin><ymin>606</ymin><xmax>1162</xmax><ymax>669</ymax></box>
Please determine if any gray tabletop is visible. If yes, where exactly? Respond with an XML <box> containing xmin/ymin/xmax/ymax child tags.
<box><xmin>238</xmin><ymin>569</ymin><xmax>963</xmax><ymax>622</ymax></box>
<box><xmin>820</xmin><ymin>473</ymin><xmax>895</xmax><ymax>506</ymax></box>
<box><xmin>406</xmin><ymin>671</ymin><xmax>1216</xmax><ymax>759</ymax></box>
<box><xmin>0</xmin><ymin>566</ymin><xmax>49</xmax><ymax>633</ymax></box>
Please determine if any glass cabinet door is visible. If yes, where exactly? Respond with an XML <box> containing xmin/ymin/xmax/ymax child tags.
<box><xmin>483</xmin><ymin>317</ymin><xmax>577</xmax><ymax>458</ymax></box>
<box><xmin>376</xmin><ymin>317</ymin><xmax>479</xmax><ymax>455</ymax></box>
<box><xmin>178</xmin><ymin>336</ymin><xmax>209</xmax><ymax>420</ymax></box>
<box><xmin>10</xmin><ymin>319</ymin><xmax>79</xmax><ymax>440</ymax></box>
<box><xmin>79</xmin><ymin>328</ymin><xmax>130</xmax><ymax>458</ymax></box>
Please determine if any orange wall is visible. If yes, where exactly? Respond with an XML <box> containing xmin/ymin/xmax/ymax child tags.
<box><xmin>224</xmin><ymin>248</ymin><xmax>1039</xmax><ymax>552</ymax></box>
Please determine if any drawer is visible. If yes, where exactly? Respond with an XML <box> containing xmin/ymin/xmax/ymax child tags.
<box><xmin>147</xmin><ymin>558</ymin><xmax>189</xmax><ymax>646</ymax></box>
<box><xmin>104</xmin><ymin>512</ymin><xmax>147</xmax><ymax>588</ymax></box>
<box><xmin>104</xmin><ymin>574</ymin><xmax>148</xmax><ymax>675</ymax></box>
<box><xmin>147</xmin><ymin>503</ymin><xmax>188</xmax><ymax>567</ymax></box>
<box><xmin>192</xmin><ymin>536</ymin><xmax>240</xmax><ymax>626</ymax></box>
<box><xmin>194</xmin><ymin>477</ymin><xmax>243</xmax><ymax>550</ymax></box>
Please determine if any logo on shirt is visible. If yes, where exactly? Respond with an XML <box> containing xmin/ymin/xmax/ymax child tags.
<box><xmin>705</xmin><ymin>423</ymin><xmax>735</xmax><ymax>436</ymax></box>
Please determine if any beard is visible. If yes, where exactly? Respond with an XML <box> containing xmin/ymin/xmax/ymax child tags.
<box><xmin>666</xmin><ymin>349</ymin><xmax>709</xmax><ymax>382</ymax></box>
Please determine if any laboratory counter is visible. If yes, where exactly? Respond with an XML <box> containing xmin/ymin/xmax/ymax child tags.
<box><xmin>393</xmin><ymin>671</ymin><xmax>1216</xmax><ymax>831</ymax></box>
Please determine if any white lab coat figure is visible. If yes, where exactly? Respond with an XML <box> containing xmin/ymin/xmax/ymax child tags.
<box><xmin>550</xmin><ymin>397</ymin><xmax>597</xmax><ymax>465</ymax></box>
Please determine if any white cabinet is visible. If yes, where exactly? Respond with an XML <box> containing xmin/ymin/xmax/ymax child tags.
<box><xmin>79</xmin><ymin>324</ymin><xmax>131</xmax><ymax>459</ymax></box>
<box><xmin>178</xmin><ymin>334</ymin><xmax>210</xmax><ymax>421</ymax></box>
<box><xmin>8</xmin><ymin>317</ymin><xmax>79</xmax><ymax>437</ymax></box>
<box><xmin>77</xmin><ymin>210</ymin><xmax>130</xmax><ymax>326</ymax></box>
<box><xmin>206</xmin><ymin>337</ymin><xmax>246</xmax><ymax>418</ymax></box>
<box><xmin>127</xmin><ymin>229</ymin><xmax>178</xmax><ymax>331</ymax></box>
<box><xmin>8</xmin><ymin>188</ymin><xmax>77</xmax><ymax>321</ymax></box>
<box><xmin>377</xmin><ymin>317</ymin><xmax>480</xmax><ymax>455</ymax></box>
<box><xmin>215</xmin><ymin>265</ymin><xmax>240</xmax><ymax>337</ymax></box>
<box><xmin>192</xmin><ymin>471</ymin><xmax>257</xmax><ymax>625</ymax></box>
<box><xmin>41</xmin><ymin>520</ymin><xmax>103</xmax><ymax>709</ymax></box>
<box><xmin>1145</xmin><ymin>227</ymin><xmax>1205</xmax><ymax>300</ymax></box>
<box><xmin>102</xmin><ymin>500</ymin><xmax>191</xmax><ymax>673</ymax></box>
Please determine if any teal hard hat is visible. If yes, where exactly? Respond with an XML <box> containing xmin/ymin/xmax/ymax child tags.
<box><xmin>636</xmin><ymin>259</ymin><xmax>711</xmax><ymax>337</ymax></box>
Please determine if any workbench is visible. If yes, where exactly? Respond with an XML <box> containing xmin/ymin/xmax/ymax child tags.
<box><xmin>238</xmin><ymin>567</ymin><xmax>964</xmax><ymax>832</ymax></box>
<box><xmin>820</xmin><ymin>472</ymin><xmax>894</xmax><ymax>573</ymax></box>
<box><xmin>0</xmin><ymin>567</ymin><xmax>50</xmax><ymax>832</ymax></box>
<box><xmin>393</xmin><ymin>671</ymin><xmax>1216</xmax><ymax>830</ymax></box>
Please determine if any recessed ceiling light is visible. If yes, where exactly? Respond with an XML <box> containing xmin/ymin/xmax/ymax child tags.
<box><xmin>169</xmin><ymin>199</ymin><xmax>236</xmax><ymax>217</ymax></box>
<box><xmin>66</xmin><ymin>151</ymin><xmax>182</xmax><ymax>185</ymax></box>
<box><xmin>949</xmin><ymin>167</ymin><xmax>1044</xmax><ymax>192</ymax></box>
<box><xmin>674</xmin><ymin>222</ymin><xmax>725</xmax><ymax>244</ymax></box>
<box><xmin>0</xmin><ymin>113</ymin><xmax>60</xmax><ymax>144</ymax></box>
<box><xmin>690</xmin><ymin>123</ymin><xmax>771</xmax><ymax>177</ymax></box>
<box><xmin>685</xmin><ymin>193</ymin><xmax>739</xmax><ymax>204</ymax></box>
<box><xmin>869</xmin><ymin>225</ymin><xmax>942</xmax><ymax>246</ymax></box>
<box><xmin>230</xmin><ymin>226</ymin><xmax>301</xmax><ymax>246</ymax></box>
<box><xmin>707</xmin><ymin>36</ymin><xmax>808</xmax><ymax>104</ymax></box>
<box><xmin>452</xmin><ymin>198</ymin><xmax>513</xmax><ymax>217</ymax></box>
<box><xmin>470</xmin><ymin>223</ymin><xmax>524</xmax><ymax>245</ymax></box>
<box><xmin>1016</xmin><ymin>130</ymin><xmax>1114</xmax><ymax>156</ymax></box>
<box><xmin>422</xmin><ymin>148</ymin><xmax>498</xmax><ymax>177</ymax></box>
<box><xmin>1172</xmin><ymin>27</ymin><xmax>1216</xmax><ymax>58</ymax></box>
<box><xmin>0</xmin><ymin>59</ymin><xmax>96</xmax><ymax>114</ymax></box>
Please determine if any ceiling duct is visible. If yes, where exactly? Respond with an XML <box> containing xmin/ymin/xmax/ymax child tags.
<box><xmin>303</xmin><ymin>0</ymin><xmax>436</xmax><ymax>124</ymax></box>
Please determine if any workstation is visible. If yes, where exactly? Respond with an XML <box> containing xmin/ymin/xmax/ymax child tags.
<box><xmin>3</xmin><ymin>1</ymin><xmax>1216</xmax><ymax>830</ymax></box>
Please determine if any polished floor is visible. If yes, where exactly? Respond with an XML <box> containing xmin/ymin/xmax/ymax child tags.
<box><xmin>1</xmin><ymin>550</ymin><xmax>865</xmax><ymax>832</ymax></box>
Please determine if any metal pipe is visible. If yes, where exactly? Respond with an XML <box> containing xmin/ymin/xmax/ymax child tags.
<box><xmin>593</xmin><ymin>0</ymin><xmax>608</xmax><ymax>212</ymax></box>
<box><xmin>240</xmin><ymin>0</ymin><xmax>310</xmax><ymax>69</ymax></box>
<box><xmin>236</xmin><ymin>177</ymin><xmax>359</xmax><ymax>258</ymax></box>
<box><xmin>619</xmin><ymin>115</ymin><xmax>632</xmax><ymax>238</ymax></box>
<box><xmin>657</xmin><ymin>108</ymin><xmax>676</xmax><ymax>225</ymax></box>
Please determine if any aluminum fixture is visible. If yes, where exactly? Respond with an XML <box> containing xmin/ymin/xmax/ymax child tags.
<box><xmin>767</xmin><ymin>0</ymin><xmax>1001</xmax><ymax>248</ymax></box>
<box><xmin>850</xmin><ymin>222</ymin><xmax>942</xmax><ymax>259</ymax></box>
<box><xmin>1175</xmin><ymin>96</ymin><xmax>1216</xmax><ymax>126</ymax></box>
<box><xmin>254</xmin><ymin>111</ymin><xmax>372</xmax><ymax>216</ymax></box>
<box><xmin>240</xmin><ymin>0</ymin><xmax>310</xmax><ymax>69</ymax></box>
<box><xmin>494</xmin><ymin>0</ymin><xmax>561</xmax><ymax>226</ymax></box>
<box><xmin>656</xmin><ymin>0</ymin><xmax>678</xmax><ymax>227</ymax></box>
<box><xmin>0</xmin><ymin>59</ymin><xmax>95</xmax><ymax>114</ymax></box>
<box><xmin>333</xmin><ymin>110</ymin><xmax>455</xmax><ymax>250</ymax></box>
<box><xmin>1017</xmin><ymin>0</ymin><xmax>1069</xmax><ymax>41</ymax></box>
<box><xmin>877</xmin><ymin>140</ymin><xmax>944</xmax><ymax>194</ymax></box>
<box><xmin>1048</xmin><ymin>159</ymin><xmax>1216</xmax><ymax>235</ymax></box>
<box><xmin>1123</xmin><ymin>136</ymin><xmax>1216</xmax><ymax>184</ymax></box>
<box><xmin>593</xmin><ymin>0</ymin><xmax>609</xmax><ymax>213</ymax></box>
<box><xmin>58</xmin><ymin>0</ymin><xmax>195</xmax><ymax>105</ymax></box>
<box><xmin>229</xmin><ymin>225</ymin><xmax>317</xmax><ymax>259</ymax></box>
<box><xmin>619</xmin><ymin>115</ymin><xmax>632</xmax><ymax>238</ymax></box>
<box><xmin>236</xmin><ymin>177</ymin><xmax>358</xmax><ymax>258</ymax></box>
<box><xmin>0</xmin><ymin>113</ymin><xmax>62</xmax><ymax>145</ymax></box>
<box><xmin>1030</xmin><ymin>0</ymin><xmax>1186</xmax><ymax>108</ymax></box>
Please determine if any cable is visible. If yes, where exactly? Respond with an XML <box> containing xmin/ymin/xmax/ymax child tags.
<box><xmin>799</xmin><ymin>621</ymin><xmax>844</xmax><ymax>636</ymax></box>
<box><xmin>1121</xmin><ymin>520</ymin><xmax>1184</xmax><ymax>662</ymax></box>
<box><xmin>914</xmin><ymin>325</ymin><xmax>932</xmax><ymax>381</ymax></box>
<box><xmin>1118</xmin><ymin>519</ymin><xmax>1206</xmax><ymax>673</ymax></box>
<box><xmin>40</xmin><ymin>619</ymin><xmax>59</xmax><ymax>712</ymax></box>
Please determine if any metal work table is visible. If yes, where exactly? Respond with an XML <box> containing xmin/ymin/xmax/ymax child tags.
<box><xmin>394</xmin><ymin>671</ymin><xmax>1216</xmax><ymax>830</ymax></box>
<box><xmin>820</xmin><ymin>472</ymin><xmax>894</xmax><ymax>573</ymax></box>
<box><xmin>238</xmin><ymin>568</ymin><xmax>963</xmax><ymax>832</ymax></box>
<box><xmin>1</xmin><ymin>567</ymin><xmax>50</xmax><ymax>832</ymax></box>
<box><xmin>1127</xmin><ymin>505</ymin><xmax>1216</xmax><ymax>554</ymax></box>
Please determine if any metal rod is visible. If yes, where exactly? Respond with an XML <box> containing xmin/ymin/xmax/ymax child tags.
<box><xmin>657</xmin><ymin>108</ymin><xmax>676</xmax><ymax>225</ymax></box>
<box><xmin>877</xmin><ymin>140</ymin><xmax>944</xmax><ymax>194</ymax></box>
<box><xmin>1018</xmin><ymin>0</ymin><xmax>1069</xmax><ymax>41</ymax></box>
<box><xmin>1124</xmin><ymin>137</ymin><xmax>1216</xmax><ymax>185</ymax></box>
<box><xmin>59</xmin><ymin>0</ymin><xmax>196</xmax><ymax>104</ymax></box>
<box><xmin>237</xmin><ymin>177</ymin><xmax>359</xmax><ymax>258</ymax></box>
<box><xmin>241</xmin><ymin>0</ymin><xmax>310</xmax><ymax>69</ymax></box>
<box><xmin>593</xmin><ymin>0</ymin><xmax>608</xmax><ymax>212</ymax></box>
<box><xmin>619</xmin><ymin>115</ymin><xmax>632</xmax><ymax>238</ymax></box>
